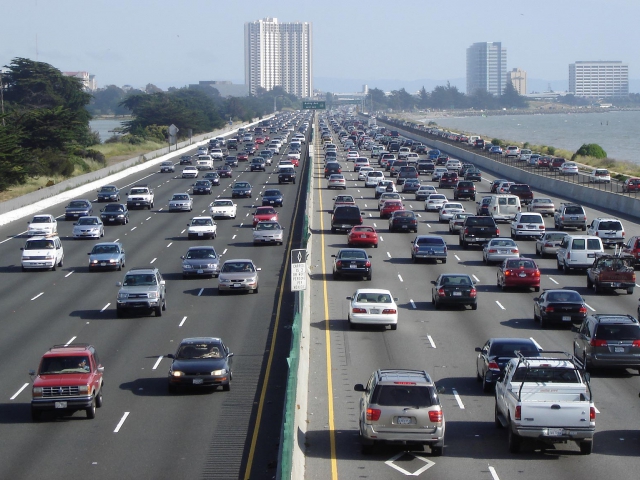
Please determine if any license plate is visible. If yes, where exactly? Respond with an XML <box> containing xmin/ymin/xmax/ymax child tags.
<box><xmin>192</xmin><ymin>378</ymin><xmax>203</xmax><ymax>385</ymax></box>
<box><xmin>270</xmin><ymin>201</ymin><xmax>274</xmax><ymax>203</ymax></box>
<box><xmin>197</xmin><ymin>269</ymin><xmax>203</xmax><ymax>274</ymax></box>
<box><xmin>370</xmin><ymin>309</ymin><xmax>380</xmax><ymax>314</ymax></box>
<box><xmin>100</xmin><ymin>263</ymin><xmax>106</xmax><ymax>266</ymax></box>
<box><xmin>453</xmin><ymin>291</ymin><xmax>462</xmax><ymax>296</ymax></box>
<box><xmin>54</xmin><ymin>401</ymin><xmax>67</xmax><ymax>409</ymax></box>
<box><xmin>233</xmin><ymin>283</ymin><xmax>242</xmax><ymax>288</ymax></box>
<box><xmin>615</xmin><ymin>347</ymin><xmax>625</xmax><ymax>353</ymax></box>
<box><xmin>136</xmin><ymin>203</ymin><xmax>141</xmax><ymax>206</ymax></box>
<box><xmin>547</xmin><ymin>428</ymin><xmax>563</xmax><ymax>436</ymax></box>
<box><xmin>360</xmin><ymin>234</ymin><xmax>366</xmax><ymax>238</ymax></box>
<box><xmin>397</xmin><ymin>416</ymin><xmax>412</xmax><ymax>425</ymax></box>
<box><xmin>571</xmin><ymin>216</ymin><xmax>578</xmax><ymax>220</ymax></box>
<box><xmin>613</xmin><ymin>282</ymin><xmax>621</xmax><ymax>288</ymax></box>
<box><xmin>499</xmin><ymin>249</ymin><xmax>508</xmax><ymax>254</ymax></box>
<box><xmin>562</xmin><ymin>316</ymin><xmax>571</xmax><ymax>321</ymax></box>
<box><xmin>519</xmin><ymin>273</ymin><xmax>527</xmax><ymax>277</ymax></box>
<box><xmin>350</xmin><ymin>264</ymin><xmax>357</xmax><ymax>269</ymax></box>
<box><xmin>402</xmin><ymin>225</ymin><xmax>408</xmax><ymax>229</ymax></box>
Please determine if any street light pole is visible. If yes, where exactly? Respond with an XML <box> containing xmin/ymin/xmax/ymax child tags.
<box><xmin>0</xmin><ymin>70</ymin><xmax>5</xmax><ymax>127</ymax></box>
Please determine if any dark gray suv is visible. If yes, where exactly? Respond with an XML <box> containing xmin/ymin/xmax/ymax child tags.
<box><xmin>573</xmin><ymin>314</ymin><xmax>640</xmax><ymax>372</ymax></box>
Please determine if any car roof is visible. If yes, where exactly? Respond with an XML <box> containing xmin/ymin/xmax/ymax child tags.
<box><xmin>179</xmin><ymin>337</ymin><xmax>222</xmax><ymax>344</ymax></box>
<box><xmin>376</xmin><ymin>369</ymin><xmax>433</xmax><ymax>385</ymax></box>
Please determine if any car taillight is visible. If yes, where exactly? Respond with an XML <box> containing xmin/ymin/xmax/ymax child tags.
<box><xmin>428</xmin><ymin>409</ymin><xmax>443</xmax><ymax>423</ymax></box>
<box><xmin>488</xmin><ymin>361</ymin><xmax>500</xmax><ymax>371</ymax></box>
<box><xmin>515</xmin><ymin>406</ymin><xmax>521</xmax><ymax>421</ymax></box>
<box><xmin>504</xmin><ymin>270</ymin><xmax>511</xmax><ymax>276</ymax></box>
<box><xmin>534</xmin><ymin>270</ymin><xmax>540</xmax><ymax>277</ymax></box>
<box><xmin>366</xmin><ymin>408</ymin><xmax>381</xmax><ymax>421</ymax></box>
<box><xmin>496</xmin><ymin>228</ymin><xmax>500</xmax><ymax>235</ymax></box>
<box><xmin>517</xmin><ymin>224</ymin><xmax>523</xmax><ymax>229</ymax></box>
<box><xmin>595</xmin><ymin>231</ymin><xmax>599</xmax><ymax>236</ymax></box>
<box><xmin>567</xmin><ymin>252</ymin><xmax>571</xmax><ymax>259</ymax></box>
<box><xmin>438</xmin><ymin>288</ymin><xmax>445</xmax><ymax>296</ymax></box>
<box><xmin>489</xmin><ymin>249</ymin><xmax>497</xmax><ymax>253</ymax></box>
<box><xmin>382</xmin><ymin>309</ymin><xmax>397</xmax><ymax>314</ymax></box>
<box><xmin>590</xmin><ymin>339</ymin><xmax>608</xmax><ymax>347</ymax></box>
<box><xmin>464</xmin><ymin>228</ymin><xmax>469</xmax><ymax>234</ymax></box>
<box><xmin>590</xmin><ymin>407</ymin><xmax>596</xmax><ymax>421</ymax></box>
<box><xmin>579</xmin><ymin>307</ymin><xmax>587</xmax><ymax>314</ymax></box>
<box><xmin>539</xmin><ymin>225</ymin><xmax>545</xmax><ymax>229</ymax></box>
<box><xmin>365</xmin><ymin>261</ymin><xmax>371</xmax><ymax>267</ymax></box>
<box><xmin>511</xmin><ymin>249</ymin><xmax>519</xmax><ymax>253</ymax></box>
<box><xmin>470</xmin><ymin>288</ymin><xmax>477</xmax><ymax>297</ymax></box>
<box><xmin>352</xmin><ymin>308</ymin><xmax>367</xmax><ymax>314</ymax></box>
<box><xmin>336</xmin><ymin>260</ymin><xmax>342</xmax><ymax>267</ymax></box>
<box><xmin>544</xmin><ymin>243</ymin><xmax>553</xmax><ymax>247</ymax></box>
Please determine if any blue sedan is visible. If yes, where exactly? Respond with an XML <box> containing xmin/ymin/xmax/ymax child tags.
<box><xmin>262</xmin><ymin>189</ymin><xmax>284</xmax><ymax>207</ymax></box>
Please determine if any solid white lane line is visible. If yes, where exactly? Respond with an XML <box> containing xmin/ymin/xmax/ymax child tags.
<box><xmin>496</xmin><ymin>301</ymin><xmax>505</xmax><ymax>310</ymax></box>
<box><xmin>31</xmin><ymin>293</ymin><xmax>43</xmax><ymax>301</ymax></box>
<box><xmin>232</xmin><ymin>234</ymin><xmax>236</xmax><ymax>239</ymax></box>
<box><xmin>454</xmin><ymin>255</ymin><xmax>461</xmax><ymax>261</ymax></box>
<box><xmin>152</xmin><ymin>356</ymin><xmax>163</xmax><ymax>370</ymax></box>
<box><xmin>131</xmin><ymin>226</ymin><xmax>137</xmax><ymax>231</ymax></box>
<box><xmin>489</xmin><ymin>466</ymin><xmax>501</xmax><ymax>480</ymax></box>
<box><xmin>146</xmin><ymin>216</ymin><xmax>151</xmax><ymax>221</ymax></box>
<box><xmin>0</xmin><ymin>236</ymin><xmax>21</xmax><ymax>245</ymax></box>
<box><xmin>398</xmin><ymin>274</ymin><xmax>403</xmax><ymax>282</ymax></box>
<box><xmin>150</xmin><ymin>258</ymin><xmax>157</xmax><ymax>264</ymax></box>
<box><xmin>179</xmin><ymin>316</ymin><xmax>187</xmax><ymax>327</ymax></box>
<box><xmin>585</xmin><ymin>303</ymin><xmax>595</xmax><ymax>312</ymax></box>
<box><xmin>101</xmin><ymin>303</ymin><xmax>110</xmax><ymax>312</ymax></box>
<box><xmin>386</xmin><ymin>252</ymin><xmax>391</xmax><ymax>258</ymax></box>
<box><xmin>114</xmin><ymin>412</ymin><xmax>130</xmax><ymax>433</ymax></box>
<box><xmin>549</xmin><ymin>277</ymin><xmax>559</xmax><ymax>284</ymax></box>
<box><xmin>452</xmin><ymin>388</ymin><xmax>465</xmax><ymax>409</ymax></box>
<box><xmin>65</xmin><ymin>336</ymin><xmax>76</xmax><ymax>346</ymax></box>
<box><xmin>223</xmin><ymin>248</ymin><xmax>228</xmax><ymax>255</ymax></box>
<box><xmin>427</xmin><ymin>335</ymin><xmax>436</xmax><ymax>348</ymax></box>
<box><xmin>167</xmin><ymin>242</ymin><xmax>172</xmax><ymax>248</ymax></box>
<box><xmin>410</xmin><ymin>299</ymin><xmax>416</xmax><ymax>309</ymax></box>
<box><xmin>10</xmin><ymin>383</ymin><xmax>30</xmax><ymax>400</ymax></box>
<box><xmin>65</xmin><ymin>271</ymin><xmax>74</xmax><ymax>278</ymax></box>
<box><xmin>197</xmin><ymin>288</ymin><xmax>204</xmax><ymax>297</ymax></box>
<box><xmin>472</xmin><ymin>274</ymin><xmax>480</xmax><ymax>283</ymax></box>
<box><xmin>530</xmin><ymin>337</ymin><xmax>543</xmax><ymax>351</ymax></box>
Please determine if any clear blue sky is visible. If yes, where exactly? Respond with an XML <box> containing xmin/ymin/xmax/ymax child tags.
<box><xmin>2</xmin><ymin>0</ymin><xmax>638</xmax><ymax>93</ymax></box>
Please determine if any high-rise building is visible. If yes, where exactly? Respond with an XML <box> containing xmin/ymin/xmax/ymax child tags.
<box><xmin>244</xmin><ymin>17</ymin><xmax>313</xmax><ymax>98</ymax></box>
<box><xmin>508</xmin><ymin>68</ymin><xmax>527</xmax><ymax>95</ymax></box>
<box><xmin>466</xmin><ymin>42</ymin><xmax>507</xmax><ymax>96</ymax></box>
<box><xmin>569</xmin><ymin>61</ymin><xmax>628</xmax><ymax>98</ymax></box>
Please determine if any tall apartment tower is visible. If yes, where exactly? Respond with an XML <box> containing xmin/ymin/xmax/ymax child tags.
<box><xmin>508</xmin><ymin>68</ymin><xmax>527</xmax><ymax>95</ymax></box>
<box><xmin>569</xmin><ymin>61</ymin><xmax>628</xmax><ymax>98</ymax></box>
<box><xmin>466</xmin><ymin>42</ymin><xmax>507</xmax><ymax>96</ymax></box>
<box><xmin>244</xmin><ymin>17</ymin><xmax>313</xmax><ymax>98</ymax></box>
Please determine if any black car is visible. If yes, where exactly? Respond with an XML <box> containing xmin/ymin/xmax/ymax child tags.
<box><xmin>192</xmin><ymin>180</ymin><xmax>213</xmax><ymax>195</ymax></box>
<box><xmin>180</xmin><ymin>155</ymin><xmax>193</xmax><ymax>165</ymax></box>
<box><xmin>167</xmin><ymin>337</ymin><xmax>233</xmax><ymax>393</ymax></box>
<box><xmin>250</xmin><ymin>158</ymin><xmax>266</xmax><ymax>172</ymax></box>
<box><xmin>533</xmin><ymin>289</ymin><xmax>587</xmax><ymax>328</ymax></box>
<box><xmin>388</xmin><ymin>210</ymin><xmax>418</xmax><ymax>232</ymax></box>
<box><xmin>100</xmin><ymin>203</ymin><xmax>129</xmax><ymax>225</ymax></box>
<box><xmin>231</xmin><ymin>181</ymin><xmax>252</xmax><ymax>198</ymax></box>
<box><xmin>431</xmin><ymin>274</ymin><xmax>477</xmax><ymax>310</ymax></box>
<box><xmin>331</xmin><ymin>205</ymin><xmax>362</xmax><ymax>233</ymax></box>
<box><xmin>278</xmin><ymin>167</ymin><xmax>296</xmax><ymax>184</ymax></box>
<box><xmin>415</xmin><ymin>144</ymin><xmax>428</xmax><ymax>154</ymax></box>
<box><xmin>262</xmin><ymin>189</ymin><xmax>284</xmax><ymax>207</ymax></box>
<box><xmin>244</xmin><ymin>145</ymin><xmax>256</xmax><ymax>156</ymax></box>
<box><xmin>202</xmin><ymin>172</ymin><xmax>220</xmax><ymax>186</ymax></box>
<box><xmin>65</xmin><ymin>199</ymin><xmax>93</xmax><ymax>220</ymax></box>
<box><xmin>475</xmin><ymin>338</ymin><xmax>541</xmax><ymax>392</ymax></box>
<box><xmin>97</xmin><ymin>185</ymin><xmax>120</xmax><ymax>202</ymax></box>
<box><xmin>224</xmin><ymin>156</ymin><xmax>239</xmax><ymax>167</ymax></box>
<box><xmin>324</xmin><ymin>162</ymin><xmax>342</xmax><ymax>178</ymax></box>
<box><xmin>453</xmin><ymin>181</ymin><xmax>476</xmax><ymax>200</ymax></box>
<box><xmin>216</xmin><ymin>165</ymin><xmax>233</xmax><ymax>178</ymax></box>
<box><xmin>331</xmin><ymin>248</ymin><xmax>372</xmax><ymax>280</ymax></box>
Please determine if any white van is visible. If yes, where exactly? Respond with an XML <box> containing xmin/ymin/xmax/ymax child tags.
<box><xmin>556</xmin><ymin>235</ymin><xmax>604</xmax><ymax>271</ymax></box>
<box><xmin>488</xmin><ymin>194</ymin><xmax>521</xmax><ymax>223</ymax></box>
<box><xmin>196</xmin><ymin>155</ymin><xmax>213</xmax><ymax>170</ymax></box>
<box><xmin>468</xmin><ymin>136</ymin><xmax>480</xmax><ymax>146</ymax></box>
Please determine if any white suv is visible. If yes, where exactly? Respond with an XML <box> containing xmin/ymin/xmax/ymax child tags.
<box><xmin>586</xmin><ymin>218</ymin><xmax>625</xmax><ymax>247</ymax></box>
<box><xmin>510</xmin><ymin>212</ymin><xmax>546</xmax><ymax>239</ymax></box>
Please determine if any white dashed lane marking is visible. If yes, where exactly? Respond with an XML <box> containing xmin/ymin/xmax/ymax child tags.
<box><xmin>101</xmin><ymin>303</ymin><xmax>110</xmax><ymax>312</ymax></box>
<box><xmin>549</xmin><ymin>277</ymin><xmax>559</xmax><ymax>284</ymax></box>
<box><xmin>10</xmin><ymin>383</ymin><xmax>29</xmax><ymax>400</ymax></box>
<box><xmin>152</xmin><ymin>356</ymin><xmax>163</xmax><ymax>370</ymax></box>
<box><xmin>410</xmin><ymin>299</ymin><xmax>416</xmax><ymax>309</ymax></box>
<box><xmin>427</xmin><ymin>335</ymin><xmax>436</xmax><ymax>348</ymax></box>
<box><xmin>114</xmin><ymin>412</ymin><xmax>130</xmax><ymax>433</ymax></box>
<box><xmin>496</xmin><ymin>301</ymin><xmax>505</xmax><ymax>310</ymax></box>
<box><xmin>179</xmin><ymin>316</ymin><xmax>187</xmax><ymax>327</ymax></box>
<box><xmin>31</xmin><ymin>293</ymin><xmax>43</xmax><ymax>301</ymax></box>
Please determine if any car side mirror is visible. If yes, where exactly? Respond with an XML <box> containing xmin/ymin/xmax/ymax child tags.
<box><xmin>29</xmin><ymin>369</ymin><xmax>36</xmax><ymax>377</ymax></box>
<box><xmin>436</xmin><ymin>385</ymin><xmax>445</xmax><ymax>394</ymax></box>
<box><xmin>116</xmin><ymin>282</ymin><xmax>122</xmax><ymax>287</ymax></box>
<box><xmin>227</xmin><ymin>352</ymin><xmax>234</xmax><ymax>358</ymax></box>
<box><xmin>346</xmin><ymin>296</ymin><xmax>352</xmax><ymax>300</ymax></box>
<box><xmin>331</xmin><ymin>254</ymin><xmax>336</xmax><ymax>258</ymax></box>
<box><xmin>475</xmin><ymin>347</ymin><xmax>482</xmax><ymax>352</ymax></box>
<box><xmin>97</xmin><ymin>366</ymin><xmax>105</xmax><ymax>373</ymax></box>
<box><xmin>160</xmin><ymin>280</ymin><xmax>166</xmax><ymax>286</ymax></box>
<box><xmin>180</xmin><ymin>256</ymin><xmax>185</xmax><ymax>260</ymax></box>
<box><xmin>167</xmin><ymin>354</ymin><xmax>175</xmax><ymax>359</ymax></box>
<box><xmin>431</xmin><ymin>280</ymin><xmax>436</xmax><ymax>285</ymax></box>
<box><xmin>353</xmin><ymin>384</ymin><xmax>366</xmax><ymax>392</ymax></box>
<box><xmin>533</xmin><ymin>297</ymin><xmax>539</xmax><ymax>302</ymax></box>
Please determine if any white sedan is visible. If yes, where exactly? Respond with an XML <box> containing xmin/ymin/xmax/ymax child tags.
<box><xmin>438</xmin><ymin>202</ymin><xmax>465</xmax><ymax>222</ymax></box>
<box><xmin>187</xmin><ymin>216</ymin><xmax>217</xmax><ymax>239</ymax></box>
<box><xmin>560</xmin><ymin>162</ymin><xmax>579</xmax><ymax>175</ymax></box>
<box><xmin>357</xmin><ymin>167</ymin><xmax>374</xmax><ymax>181</ymax></box>
<box><xmin>182</xmin><ymin>166</ymin><xmax>199</xmax><ymax>178</ymax></box>
<box><xmin>210</xmin><ymin>199</ymin><xmax>237</xmax><ymax>219</ymax></box>
<box><xmin>589</xmin><ymin>168</ymin><xmax>611</xmax><ymax>183</ymax></box>
<box><xmin>424</xmin><ymin>193</ymin><xmax>448</xmax><ymax>212</ymax></box>
<box><xmin>346</xmin><ymin>151</ymin><xmax>359</xmax><ymax>161</ymax></box>
<box><xmin>27</xmin><ymin>214</ymin><xmax>58</xmax><ymax>236</ymax></box>
<box><xmin>346</xmin><ymin>289</ymin><xmax>398</xmax><ymax>330</ymax></box>
<box><xmin>72</xmin><ymin>216</ymin><xmax>104</xmax><ymax>239</ymax></box>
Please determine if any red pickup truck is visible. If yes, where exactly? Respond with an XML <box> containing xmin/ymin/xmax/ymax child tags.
<box><xmin>587</xmin><ymin>254</ymin><xmax>636</xmax><ymax>295</ymax></box>
<box><xmin>30</xmin><ymin>344</ymin><xmax>104</xmax><ymax>421</ymax></box>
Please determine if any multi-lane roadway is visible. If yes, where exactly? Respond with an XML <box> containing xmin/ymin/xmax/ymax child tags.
<box><xmin>304</xmin><ymin>116</ymin><xmax>640</xmax><ymax>480</ymax></box>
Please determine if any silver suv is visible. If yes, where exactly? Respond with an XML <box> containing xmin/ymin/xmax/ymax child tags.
<box><xmin>354</xmin><ymin>369</ymin><xmax>445</xmax><ymax>455</ymax></box>
<box><xmin>116</xmin><ymin>267</ymin><xmax>166</xmax><ymax>317</ymax></box>
<box><xmin>586</xmin><ymin>217</ymin><xmax>625</xmax><ymax>247</ymax></box>
<box><xmin>554</xmin><ymin>203</ymin><xmax>587</xmax><ymax>231</ymax></box>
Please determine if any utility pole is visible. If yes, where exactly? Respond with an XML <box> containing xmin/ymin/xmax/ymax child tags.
<box><xmin>0</xmin><ymin>70</ymin><xmax>5</xmax><ymax>126</ymax></box>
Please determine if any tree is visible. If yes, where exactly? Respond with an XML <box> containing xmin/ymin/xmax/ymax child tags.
<box><xmin>468</xmin><ymin>88</ymin><xmax>497</xmax><ymax>110</ymax></box>
<box><xmin>145</xmin><ymin>83</ymin><xmax>163</xmax><ymax>94</ymax></box>
<box><xmin>417</xmin><ymin>86</ymin><xmax>429</xmax><ymax>108</ymax></box>
<box><xmin>500</xmin><ymin>80</ymin><xmax>528</xmax><ymax>108</ymax></box>
<box><xmin>0</xmin><ymin>119</ymin><xmax>29</xmax><ymax>191</ymax></box>
<box><xmin>574</xmin><ymin>143</ymin><xmax>607</xmax><ymax>159</ymax></box>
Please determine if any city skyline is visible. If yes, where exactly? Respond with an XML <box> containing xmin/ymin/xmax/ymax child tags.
<box><xmin>2</xmin><ymin>0</ymin><xmax>639</xmax><ymax>93</ymax></box>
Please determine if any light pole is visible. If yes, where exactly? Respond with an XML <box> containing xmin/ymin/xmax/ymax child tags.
<box><xmin>0</xmin><ymin>70</ymin><xmax>5</xmax><ymax>127</ymax></box>
<box><xmin>273</xmin><ymin>95</ymin><xmax>284</xmax><ymax>114</ymax></box>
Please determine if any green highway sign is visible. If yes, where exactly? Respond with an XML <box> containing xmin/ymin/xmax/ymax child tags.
<box><xmin>302</xmin><ymin>101</ymin><xmax>326</xmax><ymax>110</ymax></box>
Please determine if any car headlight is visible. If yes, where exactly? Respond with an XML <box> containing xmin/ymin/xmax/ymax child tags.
<box><xmin>45</xmin><ymin>253</ymin><xmax>54</xmax><ymax>259</ymax></box>
<box><xmin>23</xmin><ymin>256</ymin><xmax>31</xmax><ymax>260</ymax></box>
<box><xmin>148</xmin><ymin>292</ymin><xmax>159</xmax><ymax>299</ymax></box>
<box><xmin>219</xmin><ymin>279</ymin><xmax>231</xmax><ymax>283</ymax></box>
<box><xmin>211</xmin><ymin>369</ymin><xmax>227</xmax><ymax>376</ymax></box>
<box><xmin>78</xmin><ymin>385</ymin><xmax>90</xmax><ymax>393</ymax></box>
<box><xmin>171</xmin><ymin>371</ymin><xmax>183</xmax><ymax>377</ymax></box>
<box><xmin>91</xmin><ymin>259</ymin><xmax>99</xmax><ymax>264</ymax></box>
<box><xmin>32</xmin><ymin>387</ymin><xmax>43</xmax><ymax>397</ymax></box>
<box><xmin>117</xmin><ymin>292</ymin><xmax>128</xmax><ymax>300</ymax></box>
<box><xmin>117</xmin><ymin>214</ymin><xmax>124</xmax><ymax>218</ymax></box>
<box><xmin>108</xmin><ymin>259</ymin><xmax>117</xmax><ymax>263</ymax></box>
<box><xmin>208</xmin><ymin>264</ymin><xmax>218</xmax><ymax>269</ymax></box>
<box><xmin>183</xmin><ymin>264</ymin><xmax>193</xmax><ymax>269</ymax></box>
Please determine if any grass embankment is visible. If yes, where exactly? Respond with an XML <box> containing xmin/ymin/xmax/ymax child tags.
<box><xmin>0</xmin><ymin>140</ymin><xmax>167</xmax><ymax>203</ymax></box>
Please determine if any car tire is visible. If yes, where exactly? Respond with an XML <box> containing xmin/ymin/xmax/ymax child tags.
<box><xmin>627</xmin><ymin>287</ymin><xmax>634</xmax><ymax>295</ymax></box>
<box><xmin>222</xmin><ymin>383</ymin><xmax>231</xmax><ymax>392</ymax></box>
<box><xmin>587</xmin><ymin>276</ymin><xmax>593</xmax><ymax>289</ymax></box>
<box><xmin>482</xmin><ymin>373</ymin><xmax>492</xmax><ymax>392</ymax></box>
<box><xmin>442</xmin><ymin>258</ymin><xmax>447</xmax><ymax>264</ymax></box>
<box><xmin>508</xmin><ymin>421</ymin><xmax>522</xmax><ymax>453</ymax></box>
<box><xmin>556</xmin><ymin>259</ymin><xmax>563</xmax><ymax>271</ymax></box>
<box><xmin>534</xmin><ymin>286</ymin><xmax>540</xmax><ymax>292</ymax></box>
<box><xmin>540</xmin><ymin>314</ymin><xmax>547</xmax><ymax>329</ymax></box>
<box><xmin>95</xmin><ymin>389</ymin><xmax>103</xmax><ymax>408</ymax></box>
<box><xmin>431</xmin><ymin>445</ymin><xmax>443</xmax><ymax>457</ymax></box>
<box><xmin>579</xmin><ymin>440</ymin><xmax>593</xmax><ymax>455</ymax></box>
<box><xmin>86</xmin><ymin>396</ymin><xmax>96</xmax><ymax>419</ymax></box>
<box><xmin>471</xmin><ymin>303</ymin><xmax>478</xmax><ymax>310</ymax></box>
<box><xmin>494</xmin><ymin>404</ymin><xmax>504</xmax><ymax>429</ymax></box>
<box><xmin>155</xmin><ymin>306</ymin><xmax>162</xmax><ymax>317</ymax></box>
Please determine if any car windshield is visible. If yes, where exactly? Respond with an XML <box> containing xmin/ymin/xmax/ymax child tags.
<box><xmin>339</xmin><ymin>250</ymin><xmax>367</xmax><ymax>260</ymax></box>
<box><xmin>565</xmin><ymin>206</ymin><xmax>584</xmax><ymax>215</ymax></box>
<box><xmin>176</xmin><ymin>343</ymin><xmax>222</xmax><ymax>360</ymax></box>
<box><xmin>519</xmin><ymin>215</ymin><xmax>543</xmax><ymax>223</ymax></box>
<box><xmin>547</xmin><ymin>291</ymin><xmax>583</xmax><ymax>303</ymax></box>
<box><xmin>40</xmin><ymin>356</ymin><xmax>91</xmax><ymax>374</ymax></box>
<box><xmin>352</xmin><ymin>226</ymin><xmax>373</xmax><ymax>233</ymax></box>
<box><xmin>68</xmin><ymin>201</ymin><xmax>88</xmax><ymax>208</ymax></box>
<box><xmin>31</xmin><ymin>216</ymin><xmax>51</xmax><ymax>223</ymax></box>
<box><xmin>535</xmin><ymin>199</ymin><xmax>553</xmax><ymax>204</ymax></box>
<box><xmin>100</xmin><ymin>186</ymin><xmax>117</xmax><ymax>192</ymax></box>
<box><xmin>234</xmin><ymin>183</ymin><xmax>250</xmax><ymax>189</ymax></box>
<box><xmin>92</xmin><ymin>245</ymin><xmax>119</xmax><ymax>254</ymax></box>
<box><xmin>25</xmin><ymin>240</ymin><xmax>55</xmax><ymax>250</ymax></box>
<box><xmin>372</xmin><ymin>385</ymin><xmax>434</xmax><ymax>407</ymax></box>
<box><xmin>162</xmin><ymin>162</ymin><xmax>172</xmax><ymax>166</ymax></box>
<box><xmin>195</xmin><ymin>181</ymin><xmax>209</xmax><ymax>186</ymax></box>
<box><xmin>256</xmin><ymin>208</ymin><xmax>276</xmax><ymax>215</ymax></box>
<box><xmin>186</xmin><ymin>249</ymin><xmax>216</xmax><ymax>259</ymax></box>
<box><xmin>191</xmin><ymin>218</ymin><xmax>213</xmax><ymax>226</ymax></box>
<box><xmin>256</xmin><ymin>222</ymin><xmax>280</xmax><ymax>230</ymax></box>
<box><xmin>104</xmin><ymin>205</ymin><xmax>124</xmax><ymax>212</ymax></box>
<box><xmin>598</xmin><ymin>221</ymin><xmax>622</xmax><ymax>230</ymax></box>
<box><xmin>77</xmin><ymin>217</ymin><xmax>99</xmax><ymax>225</ymax></box>
<box><xmin>394</xmin><ymin>211</ymin><xmax>413</xmax><ymax>218</ymax></box>
<box><xmin>214</xmin><ymin>201</ymin><xmax>232</xmax><ymax>207</ymax></box>
<box><xmin>130</xmin><ymin>189</ymin><xmax>147</xmax><ymax>194</ymax></box>
<box><xmin>545</xmin><ymin>233</ymin><xmax>566</xmax><ymax>241</ymax></box>
<box><xmin>123</xmin><ymin>274</ymin><xmax>157</xmax><ymax>286</ymax></box>
<box><xmin>594</xmin><ymin>324</ymin><xmax>640</xmax><ymax>341</ymax></box>
<box><xmin>172</xmin><ymin>195</ymin><xmax>189</xmax><ymax>200</ymax></box>
<box><xmin>221</xmin><ymin>262</ymin><xmax>255</xmax><ymax>273</ymax></box>
<box><xmin>511</xmin><ymin>367</ymin><xmax>580</xmax><ymax>383</ymax></box>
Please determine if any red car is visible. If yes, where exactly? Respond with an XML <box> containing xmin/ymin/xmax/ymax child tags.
<box><xmin>623</xmin><ymin>178</ymin><xmax>640</xmax><ymax>193</ymax></box>
<box><xmin>216</xmin><ymin>166</ymin><xmax>233</xmax><ymax>178</ymax></box>
<box><xmin>252</xmin><ymin>206</ymin><xmax>278</xmax><ymax>227</ymax></box>
<box><xmin>535</xmin><ymin>156</ymin><xmax>551</xmax><ymax>168</ymax></box>
<box><xmin>255</xmin><ymin>137</ymin><xmax>265</xmax><ymax>144</ymax></box>
<box><xmin>236</xmin><ymin>152</ymin><xmax>249</xmax><ymax>161</ymax></box>
<box><xmin>496</xmin><ymin>258</ymin><xmax>540</xmax><ymax>292</ymax></box>
<box><xmin>380</xmin><ymin>200</ymin><xmax>404</xmax><ymax>219</ymax></box>
<box><xmin>288</xmin><ymin>157</ymin><xmax>300</xmax><ymax>167</ymax></box>
<box><xmin>347</xmin><ymin>225</ymin><xmax>379</xmax><ymax>248</ymax></box>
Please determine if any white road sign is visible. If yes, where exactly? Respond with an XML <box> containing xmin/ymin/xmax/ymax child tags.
<box><xmin>291</xmin><ymin>249</ymin><xmax>307</xmax><ymax>292</ymax></box>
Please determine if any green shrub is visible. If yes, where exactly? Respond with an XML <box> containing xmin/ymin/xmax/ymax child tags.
<box><xmin>547</xmin><ymin>146</ymin><xmax>556</xmax><ymax>155</ymax></box>
<box><xmin>575</xmin><ymin>143</ymin><xmax>607</xmax><ymax>159</ymax></box>
<box><xmin>491</xmin><ymin>138</ymin><xmax>501</xmax><ymax>145</ymax></box>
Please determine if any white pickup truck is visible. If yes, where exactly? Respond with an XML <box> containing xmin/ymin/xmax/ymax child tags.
<box><xmin>494</xmin><ymin>352</ymin><xmax>596</xmax><ymax>455</ymax></box>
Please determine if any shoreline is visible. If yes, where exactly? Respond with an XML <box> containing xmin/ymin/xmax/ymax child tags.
<box><xmin>412</xmin><ymin>106</ymin><xmax>640</xmax><ymax>121</ymax></box>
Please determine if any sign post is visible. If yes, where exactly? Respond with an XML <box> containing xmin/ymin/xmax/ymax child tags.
<box><xmin>290</xmin><ymin>249</ymin><xmax>307</xmax><ymax>292</ymax></box>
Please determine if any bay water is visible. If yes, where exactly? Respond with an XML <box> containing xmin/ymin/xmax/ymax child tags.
<box><xmin>89</xmin><ymin>118</ymin><xmax>127</xmax><ymax>143</ymax></box>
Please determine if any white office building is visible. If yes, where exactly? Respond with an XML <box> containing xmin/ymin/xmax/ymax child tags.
<box><xmin>466</xmin><ymin>42</ymin><xmax>507</xmax><ymax>96</ymax></box>
<box><xmin>244</xmin><ymin>17</ymin><xmax>313</xmax><ymax>98</ymax></box>
<box><xmin>569</xmin><ymin>61</ymin><xmax>629</xmax><ymax>98</ymax></box>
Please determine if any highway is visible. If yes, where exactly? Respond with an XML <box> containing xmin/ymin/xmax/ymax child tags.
<box><xmin>304</xmin><ymin>115</ymin><xmax>640</xmax><ymax>480</ymax></box>
<box><xmin>0</xmin><ymin>118</ymin><xmax>310</xmax><ymax>480</ymax></box>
